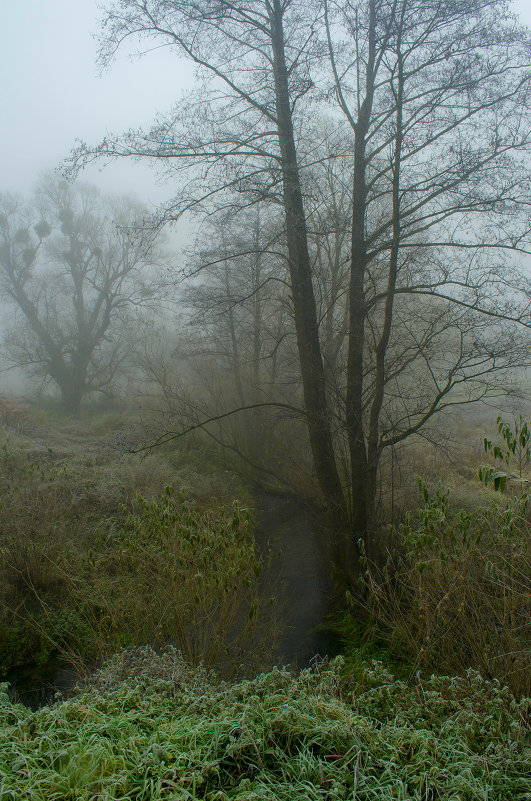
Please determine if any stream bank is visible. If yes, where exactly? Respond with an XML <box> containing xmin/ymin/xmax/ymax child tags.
<box><xmin>4</xmin><ymin>657</ymin><xmax>77</xmax><ymax>710</ymax></box>
<box><xmin>5</xmin><ymin>489</ymin><xmax>340</xmax><ymax>708</ymax></box>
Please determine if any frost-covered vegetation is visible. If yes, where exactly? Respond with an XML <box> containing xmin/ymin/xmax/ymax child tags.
<box><xmin>0</xmin><ymin>405</ymin><xmax>530</xmax><ymax>799</ymax></box>
<box><xmin>1</xmin><ymin>648</ymin><xmax>529</xmax><ymax>800</ymax></box>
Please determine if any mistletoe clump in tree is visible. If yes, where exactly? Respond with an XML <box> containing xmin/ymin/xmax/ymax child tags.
<box><xmin>0</xmin><ymin>176</ymin><xmax>168</xmax><ymax>413</ymax></box>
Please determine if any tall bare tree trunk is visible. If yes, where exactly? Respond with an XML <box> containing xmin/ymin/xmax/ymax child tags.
<box><xmin>270</xmin><ymin>0</ymin><xmax>347</xmax><ymax>526</ymax></box>
<box><xmin>345</xmin><ymin>0</ymin><xmax>377</xmax><ymax>543</ymax></box>
<box><xmin>365</xmin><ymin>17</ymin><xmax>405</xmax><ymax>534</ymax></box>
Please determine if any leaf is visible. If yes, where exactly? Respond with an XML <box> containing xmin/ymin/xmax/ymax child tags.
<box><xmin>493</xmin><ymin>473</ymin><xmax>507</xmax><ymax>493</ymax></box>
<box><xmin>509</xmin><ymin>475</ymin><xmax>530</xmax><ymax>485</ymax></box>
<box><xmin>479</xmin><ymin>466</ymin><xmax>493</xmax><ymax>486</ymax></box>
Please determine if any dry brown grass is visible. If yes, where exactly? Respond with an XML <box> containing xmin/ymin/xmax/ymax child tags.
<box><xmin>375</xmin><ymin>403</ymin><xmax>531</xmax><ymax>528</ymax></box>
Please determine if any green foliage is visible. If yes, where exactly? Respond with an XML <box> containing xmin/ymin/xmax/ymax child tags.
<box><xmin>479</xmin><ymin>414</ymin><xmax>530</xmax><ymax>492</ymax></box>
<box><xmin>0</xmin><ymin>443</ymin><xmax>87</xmax><ymax>672</ymax></box>
<box><xmin>326</xmin><ymin>612</ymin><xmax>412</xmax><ymax>683</ymax></box>
<box><xmin>85</xmin><ymin>488</ymin><xmax>279</xmax><ymax>675</ymax></box>
<box><xmin>0</xmin><ymin>648</ymin><xmax>529</xmax><ymax>800</ymax></box>
<box><xmin>0</xmin><ymin>423</ymin><xmax>277</xmax><ymax>678</ymax></box>
<box><xmin>0</xmin><ymin>624</ymin><xmax>42</xmax><ymax>676</ymax></box>
<box><xmin>363</xmin><ymin>480</ymin><xmax>531</xmax><ymax>697</ymax></box>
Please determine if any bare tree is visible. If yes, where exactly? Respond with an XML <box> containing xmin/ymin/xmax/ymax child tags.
<box><xmin>72</xmin><ymin>0</ymin><xmax>347</xmax><ymax>521</ymax></box>
<box><xmin>324</xmin><ymin>0</ymin><xmax>531</xmax><ymax>538</ymax></box>
<box><xmin>0</xmin><ymin>177</ymin><xmax>167</xmax><ymax>413</ymax></box>
<box><xmin>69</xmin><ymin>0</ymin><xmax>531</xmax><ymax>573</ymax></box>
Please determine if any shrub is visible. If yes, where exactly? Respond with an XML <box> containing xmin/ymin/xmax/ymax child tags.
<box><xmin>0</xmin><ymin>443</ymin><xmax>87</xmax><ymax>672</ymax></box>
<box><xmin>0</xmin><ymin>432</ymin><xmax>279</xmax><ymax>678</ymax></box>
<box><xmin>480</xmin><ymin>413</ymin><xmax>530</xmax><ymax>493</ymax></box>
<box><xmin>363</xmin><ymin>481</ymin><xmax>531</xmax><ymax>697</ymax></box>
<box><xmin>83</xmin><ymin>487</ymin><xmax>281</xmax><ymax>675</ymax></box>
<box><xmin>0</xmin><ymin>650</ymin><xmax>529</xmax><ymax>800</ymax></box>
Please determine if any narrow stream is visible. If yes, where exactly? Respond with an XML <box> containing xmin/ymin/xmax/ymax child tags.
<box><xmin>5</xmin><ymin>490</ymin><xmax>339</xmax><ymax>708</ymax></box>
<box><xmin>253</xmin><ymin>488</ymin><xmax>339</xmax><ymax>667</ymax></box>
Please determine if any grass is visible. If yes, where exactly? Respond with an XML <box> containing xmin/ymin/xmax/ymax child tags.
<box><xmin>376</xmin><ymin>403</ymin><xmax>531</xmax><ymax>526</ymax></box>
<box><xmin>357</xmin><ymin>480</ymin><xmax>531</xmax><ymax>698</ymax></box>
<box><xmin>0</xmin><ymin>647</ymin><xmax>529</xmax><ymax>800</ymax></box>
<box><xmin>361</xmin><ymin>411</ymin><xmax>531</xmax><ymax>698</ymax></box>
<box><xmin>0</xmin><ymin>407</ymin><xmax>263</xmax><ymax>676</ymax></box>
<box><xmin>1</xmin><ymin>402</ymin><xmax>530</xmax><ymax>799</ymax></box>
<box><xmin>73</xmin><ymin>487</ymin><xmax>281</xmax><ymax>675</ymax></box>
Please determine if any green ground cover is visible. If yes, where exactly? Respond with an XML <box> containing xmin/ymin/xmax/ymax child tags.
<box><xmin>0</xmin><ymin>647</ymin><xmax>529</xmax><ymax>800</ymax></box>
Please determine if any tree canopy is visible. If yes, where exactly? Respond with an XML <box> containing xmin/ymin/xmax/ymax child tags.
<box><xmin>0</xmin><ymin>177</ymin><xmax>167</xmax><ymax>413</ymax></box>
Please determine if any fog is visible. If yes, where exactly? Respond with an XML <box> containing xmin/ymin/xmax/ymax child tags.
<box><xmin>0</xmin><ymin>0</ymin><xmax>194</xmax><ymax>201</ymax></box>
<box><xmin>0</xmin><ymin>0</ymin><xmax>530</xmax><ymax>729</ymax></box>
<box><xmin>2</xmin><ymin>0</ymin><xmax>530</xmax><ymax>200</ymax></box>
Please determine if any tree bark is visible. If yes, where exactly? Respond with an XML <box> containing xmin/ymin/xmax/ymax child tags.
<box><xmin>59</xmin><ymin>380</ymin><xmax>85</xmax><ymax>415</ymax></box>
<box><xmin>269</xmin><ymin>0</ymin><xmax>347</xmax><ymax>525</ymax></box>
<box><xmin>365</xmin><ymin>14</ymin><xmax>405</xmax><ymax>530</ymax></box>
<box><xmin>345</xmin><ymin>0</ymin><xmax>378</xmax><ymax>543</ymax></box>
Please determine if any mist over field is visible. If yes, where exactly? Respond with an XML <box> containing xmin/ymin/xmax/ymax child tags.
<box><xmin>0</xmin><ymin>2</ymin><xmax>530</xmax><ymax>799</ymax></box>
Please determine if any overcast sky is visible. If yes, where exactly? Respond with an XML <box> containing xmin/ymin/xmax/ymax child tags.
<box><xmin>0</xmin><ymin>0</ymin><xmax>195</xmax><ymax>204</ymax></box>
<box><xmin>1</xmin><ymin>0</ymin><xmax>531</xmax><ymax>206</ymax></box>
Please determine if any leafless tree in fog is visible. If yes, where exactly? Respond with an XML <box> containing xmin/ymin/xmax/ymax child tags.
<box><xmin>0</xmin><ymin>177</ymin><xmax>168</xmax><ymax>413</ymax></box>
<box><xmin>325</xmin><ymin>0</ymin><xmax>531</xmax><ymax>548</ymax></box>
<box><xmin>69</xmin><ymin>0</ymin><xmax>531</xmax><ymax>574</ymax></box>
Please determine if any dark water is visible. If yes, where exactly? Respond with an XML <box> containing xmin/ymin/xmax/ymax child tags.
<box><xmin>5</xmin><ymin>490</ymin><xmax>338</xmax><ymax>708</ymax></box>
<box><xmin>4</xmin><ymin>657</ymin><xmax>77</xmax><ymax>711</ymax></box>
<box><xmin>253</xmin><ymin>489</ymin><xmax>339</xmax><ymax>667</ymax></box>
